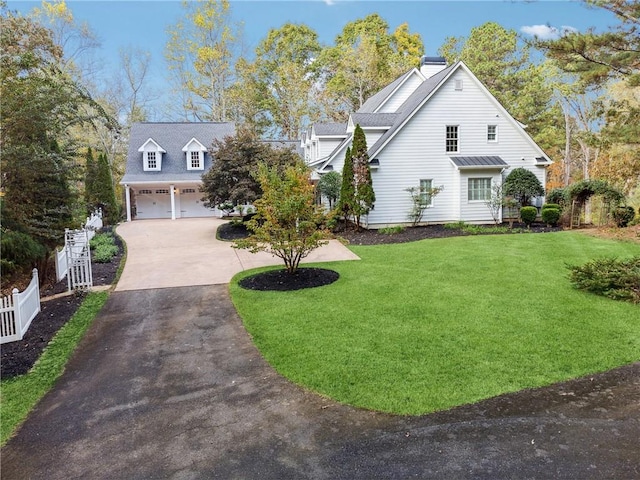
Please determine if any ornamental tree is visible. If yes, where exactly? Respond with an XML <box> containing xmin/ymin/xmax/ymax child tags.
<box><xmin>337</xmin><ymin>146</ymin><xmax>355</xmax><ymax>224</ymax></box>
<box><xmin>316</xmin><ymin>170</ymin><xmax>341</xmax><ymax>208</ymax></box>
<box><xmin>234</xmin><ymin>161</ymin><xmax>331</xmax><ymax>274</ymax></box>
<box><xmin>503</xmin><ymin>168</ymin><xmax>544</xmax><ymax>206</ymax></box>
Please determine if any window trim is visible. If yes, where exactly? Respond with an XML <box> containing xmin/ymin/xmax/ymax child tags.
<box><xmin>145</xmin><ymin>151</ymin><xmax>160</xmax><ymax>171</ymax></box>
<box><xmin>487</xmin><ymin>124</ymin><xmax>498</xmax><ymax>143</ymax></box>
<box><xmin>446</xmin><ymin>125</ymin><xmax>459</xmax><ymax>153</ymax></box>
<box><xmin>188</xmin><ymin>150</ymin><xmax>202</xmax><ymax>170</ymax></box>
<box><xmin>419</xmin><ymin>179</ymin><xmax>434</xmax><ymax>207</ymax></box>
<box><xmin>467</xmin><ymin>177</ymin><xmax>492</xmax><ymax>202</ymax></box>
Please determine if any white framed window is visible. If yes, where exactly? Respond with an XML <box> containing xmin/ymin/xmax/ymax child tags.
<box><xmin>145</xmin><ymin>151</ymin><xmax>158</xmax><ymax>170</ymax></box>
<box><xmin>155</xmin><ymin>189</ymin><xmax>169</xmax><ymax>194</ymax></box>
<box><xmin>468</xmin><ymin>178</ymin><xmax>492</xmax><ymax>202</ymax></box>
<box><xmin>188</xmin><ymin>150</ymin><xmax>202</xmax><ymax>170</ymax></box>
<box><xmin>138</xmin><ymin>189</ymin><xmax>153</xmax><ymax>195</ymax></box>
<box><xmin>182</xmin><ymin>188</ymin><xmax>196</xmax><ymax>194</ymax></box>
<box><xmin>419</xmin><ymin>179</ymin><xmax>433</xmax><ymax>206</ymax></box>
<box><xmin>487</xmin><ymin>125</ymin><xmax>498</xmax><ymax>142</ymax></box>
<box><xmin>454</xmin><ymin>79</ymin><xmax>463</xmax><ymax>91</ymax></box>
<box><xmin>446</xmin><ymin>125</ymin><xmax>459</xmax><ymax>153</ymax></box>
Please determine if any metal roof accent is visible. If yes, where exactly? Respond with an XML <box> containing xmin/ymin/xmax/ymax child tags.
<box><xmin>449</xmin><ymin>156</ymin><xmax>509</xmax><ymax>169</ymax></box>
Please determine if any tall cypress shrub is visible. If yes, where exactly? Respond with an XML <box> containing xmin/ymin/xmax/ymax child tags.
<box><xmin>351</xmin><ymin>124</ymin><xmax>375</xmax><ymax>228</ymax></box>
<box><xmin>338</xmin><ymin>146</ymin><xmax>355</xmax><ymax>227</ymax></box>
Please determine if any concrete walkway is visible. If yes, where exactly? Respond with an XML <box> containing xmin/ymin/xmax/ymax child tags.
<box><xmin>114</xmin><ymin>218</ymin><xmax>359</xmax><ymax>291</ymax></box>
<box><xmin>2</xmin><ymin>218</ymin><xmax>639</xmax><ymax>478</ymax></box>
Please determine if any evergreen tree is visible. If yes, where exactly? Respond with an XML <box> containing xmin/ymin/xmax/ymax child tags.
<box><xmin>84</xmin><ymin>147</ymin><xmax>97</xmax><ymax>208</ymax></box>
<box><xmin>351</xmin><ymin>124</ymin><xmax>375</xmax><ymax>228</ymax></box>
<box><xmin>95</xmin><ymin>152</ymin><xmax>119</xmax><ymax>224</ymax></box>
<box><xmin>337</xmin><ymin>146</ymin><xmax>355</xmax><ymax>226</ymax></box>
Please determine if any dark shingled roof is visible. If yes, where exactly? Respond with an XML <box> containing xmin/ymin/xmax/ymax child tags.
<box><xmin>122</xmin><ymin>122</ymin><xmax>236</xmax><ymax>184</ymax></box>
<box><xmin>314</xmin><ymin>123</ymin><xmax>347</xmax><ymax>136</ymax></box>
<box><xmin>350</xmin><ymin>113</ymin><xmax>399</xmax><ymax>127</ymax></box>
<box><xmin>449</xmin><ymin>156</ymin><xmax>509</xmax><ymax>169</ymax></box>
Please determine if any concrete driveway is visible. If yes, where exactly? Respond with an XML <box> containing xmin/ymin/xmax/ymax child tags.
<box><xmin>115</xmin><ymin>218</ymin><xmax>359</xmax><ymax>290</ymax></box>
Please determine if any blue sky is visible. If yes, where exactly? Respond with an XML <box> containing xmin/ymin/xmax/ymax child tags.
<box><xmin>8</xmin><ymin>0</ymin><xmax>618</xmax><ymax>119</ymax></box>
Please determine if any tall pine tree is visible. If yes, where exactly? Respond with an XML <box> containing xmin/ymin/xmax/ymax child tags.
<box><xmin>95</xmin><ymin>152</ymin><xmax>119</xmax><ymax>224</ymax></box>
<box><xmin>351</xmin><ymin>124</ymin><xmax>375</xmax><ymax>228</ymax></box>
<box><xmin>84</xmin><ymin>147</ymin><xmax>97</xmax><ymax>208</ymax></box>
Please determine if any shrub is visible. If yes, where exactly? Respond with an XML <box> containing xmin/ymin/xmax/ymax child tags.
<box><xmin>90</xmin><ymin>233</ymin><xmax>118</xmax><ymax>263</ymax></box>
<box><xmin>541</xmin><ymin>207</ymin><xmax>561</xmax><ymax>227</ymax></box>
<box><xmin>444</xmin><ymin>221</ymin><xmax>467</xmax><ymax>230</ymax></box>
<box><xmin>519</xmin><ymin>206</ymin><xmax>537</xmax><ymax>227</ymax></box>
<box><xmin>611</xmin><ymin>206</ymin><xmax>635</xmax><ymax>227</ymax></box>
<box><xmin>568</xmin><ymin>256</ymin><xmax>640</xmax><ymax>304</ymax></box>
<box><xmin>379</xmin><ymin>226</ymin><xmax>405</xmax><ymax>235</ymax></box>
<box><xmin>503</xmin><ymin>168</ymin><xmax>544</xmax><ymax>206</ymax></box>
<box><xmin>546</xmin><ymin>188</ymin><xmax>567</xmax><ymax>207</ymax></box>
<box><xmin>0</xmin><ymin>229</ymin><xmax>45</xmax><ymax>274</ymax></box>
<box><xmin>541</xmin><ymin>203</ymin><xmax>561</xmax><ymax>212</ymax></box>
<box><xmin>92</xmin><ymin>244</ymin><xmax>119</xmax><ymax>263</ymax></box>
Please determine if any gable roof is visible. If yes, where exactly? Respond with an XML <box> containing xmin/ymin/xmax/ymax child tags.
<box><xmin>366</xmin><ymin>63</ymin><xmax>458</xmax><ymax>158</ymax></box>
<box><xmin>138</xmin><ymin>138</ymin><xmax>166</xmax><ymax>153</ymax></box>
<box><xmin>367</xmin><ymin>62</ymin><xmax>551</xmax><ymax>162</ymax></box>
<box><xmin>122</xmin><ymin>122</ymin><xmax>235</xmax><ymax>184</ymax></box>
<box><xmin>313</xmin><ymin>122</ymin><xmax>347</xmax><ymax>136</ymax></box>
<box><xmin>358</xmin><ymin>69</ymin><xmax>423</xmax><ymax>113</ymax></box>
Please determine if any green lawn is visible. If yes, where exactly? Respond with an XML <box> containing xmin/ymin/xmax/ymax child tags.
<box><xmin>230</xmin><ymin>231</ymin><xmax>640</xmax><ymax>415</ymax></box>
<box><xmin>0</xmin><ymin>292</ymin><xmax>108</xmax><ymax>445</ymax></box>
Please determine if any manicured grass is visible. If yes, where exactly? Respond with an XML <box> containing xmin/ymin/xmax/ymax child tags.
<box><xmin>230</xmin><ymin>232</ymin><xmax>640</xmax><ymax>415</ymax></box>
<box><xmin>0</xmin><ymin>291</ymin><xmax>108</xmax><ymax>445</ymax></box>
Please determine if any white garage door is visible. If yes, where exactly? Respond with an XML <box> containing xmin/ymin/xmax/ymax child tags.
<box><xmin>179</xmin><ymin>188</ymin><xmax>218</xmax><ymax>218</ymax></box>
<box><xmin>135</xmin><ymin>188</ymin><xmax>172</xmax><ymax>219</ymax></box>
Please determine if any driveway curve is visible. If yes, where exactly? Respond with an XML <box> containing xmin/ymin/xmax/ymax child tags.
<box><xmin>2</xmin><ymin>219</ymin><xmax>639</xmax><ymax>479</ymax></box>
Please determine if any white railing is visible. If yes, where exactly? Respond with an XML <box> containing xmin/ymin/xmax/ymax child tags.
<box><xmin>55</xmin><ymin>247</ymin><xmax>68</xmax><ymax>282</ymax></box>
<box><xmin>1</xmin><ymin>269</ymin><xmax>41</xmax><ymax>345</ymax></box>
<box><xmin>84</xmin><ymin>208</ymin><xmax>103</xmax><ymax>241</ymax></box>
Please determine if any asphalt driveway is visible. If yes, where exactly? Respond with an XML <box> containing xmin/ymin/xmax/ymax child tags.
<box><xmin>2</xmin><ymin>219</ymin><xmax>639</xmax><ymax>478</ymax></box>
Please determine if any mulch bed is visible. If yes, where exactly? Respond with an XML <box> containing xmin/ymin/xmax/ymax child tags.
<box><xmin>1</xmin><ymin>230</ymin><xmax>124</xmax><ymax>380</ymax></box>
<box><xmin>239</xmin><ymin>268</ymin><xmax>339</xmax><ymax>291</ymax></box>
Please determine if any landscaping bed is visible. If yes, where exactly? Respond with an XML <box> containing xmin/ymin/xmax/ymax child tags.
<box><xmin>1</xmin><ymin>230</ymin><xmax>123</xmax><ymax>379</ymax></box>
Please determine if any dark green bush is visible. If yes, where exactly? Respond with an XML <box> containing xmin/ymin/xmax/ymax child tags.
<box><xmin>541</xmin><ymin>207</ymin><xmax>561</xmax><ymax>226</ymax></box>
<box><xmin>568</xmin><ymin>256</ymin><xmax>640</xmax><ymax>304</ymax></box>
<box><xmin>546</xmin><ymin>188</ymin><xmax>567</xmax><ymax>207</ymax></box>
<box><xmin>542</xmin><ymin>203</ymin><xmax>561</xmax><ymax>211</ymax></box>
<box><xmin>379</xmin><ymin>226</ymin><xmax>405</xmax><ymax>235</ymax></box>
<box><xmin>519</xmin><ymin>206</ymin><xmax>537</xmax><ymax>227</ymax></box>
<box><xmin>611</xmin><ymin>206</ymin><xmax>635</xmax><ymax>227</ymax></box>
<box><xmin>0</xmin><ymin>229</ymin><xmax>46</xmax><ymax>274</ymax></box>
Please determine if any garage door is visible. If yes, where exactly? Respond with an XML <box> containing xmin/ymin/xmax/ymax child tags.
<box><xmin>135</xmin><ymin>188</ymin><xmax>172</xmax><ymax>219</ymax></box>
<box><xmin>179</xmin><ymin>188</ymin><xmax>218</xmax><ymax>218</ymax></box>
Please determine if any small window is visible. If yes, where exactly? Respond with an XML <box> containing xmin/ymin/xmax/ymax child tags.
<box><xmin>146</xmin><ymin>151</ymin><xmax>157</xmax><ymax>170</ymax></box>
<box><xmin>138</xmin><ymin>189</ymin><xmax>153</xmax><ymax>195</ymax></box>
<box><xmin>446</xmin><ymin>125</ymin><xmax>459</xmax><ymax>153</ymax></box>
<box><xmin>155</xmin><ymin>189</ymin><xmax>169</xmax><ymax>195</ymax></box>
<box><xmin>190</xmin><ymin>151</ymin><xmax>201</xmax><ymax>169</ymax></box>
<box><xmin>182</xmin><ymin>188</ymin><xmax>196</xmax><ymax>194</ymax></box>
<box><xmin>419</xmin><ymin>179</ymin><xmax>433</xmax><ymax>207</ymax></box>
<box><xmin>468</xmin><ymin>178</ymin><xmax>492</xmax><ymax>202</ymax></box>
<box><xmin>454</xmin><ymin>79</ymin><xmax>463</xmax><ymax>91</ymax></box>
<box><xmin>487</xmin><ymin>125</ymin><xmax>498</xmax><ymax>142</ymax></box>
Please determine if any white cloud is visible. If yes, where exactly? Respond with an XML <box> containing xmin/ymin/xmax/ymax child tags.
<box><xmin>323</xmin><ymin>0</ymin><xmax>336</xmax><ymax>5</ymax></box>
<box><xmin>520</xmin><ymin>24</ymin><xmax>577</xmax><ymax>40</ymax></box>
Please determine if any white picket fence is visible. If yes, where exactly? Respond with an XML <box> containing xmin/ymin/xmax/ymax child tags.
<box><xmin>55</xmin><ymin>209</ymin><xmax>102</xmax><ymax>287</ymax></box>
<box><xmin>1</xmin><ymin>269</ymin><xmax>41</xmax><ymax>345</ymax></box>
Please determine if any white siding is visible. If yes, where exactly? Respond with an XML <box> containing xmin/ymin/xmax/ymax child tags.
<box><xmin>366</xmin><ymin>68</ymin><xmax>546</xmax><ymax>227</ymax></box>
<box><xmin>318</xmin><ymin>138</ymin><xmax>344</xmax><ymax>160</ymax></box>
<box><xmin>377</xmin><ymin>73</ymin><xmax>424</xmax><ymax>113</ymax></box>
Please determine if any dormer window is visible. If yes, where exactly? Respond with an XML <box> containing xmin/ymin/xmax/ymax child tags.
<box><xmin>138</xmin><ymin>138</ymin><xmax>165</xmax><ymax>171</ymax></box>
<box><xmin>182</xmin><ymin>138</ymin><xmax>207</xmax><ymax>171</ymax></box>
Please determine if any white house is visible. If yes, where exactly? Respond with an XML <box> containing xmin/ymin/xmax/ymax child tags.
<box><xmin>302</xmin><ymin>56</ymin><xmax>552</xmax><ymax>227</ymax></box>
<box><xmin>121</xmin><ymin>122</ymin><xmax>236</xmax><ymax>220</ymax></box>
<box><xmin>121</xmin><ymin>122</ymin><xmax>301</xmax><ymax>221</ymax></box>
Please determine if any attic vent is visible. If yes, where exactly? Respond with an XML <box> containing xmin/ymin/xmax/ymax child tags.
<box><xmin>455</xmin><ymin>79</ymin><xmax>463</xmax><ymax>91</ymax></box>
